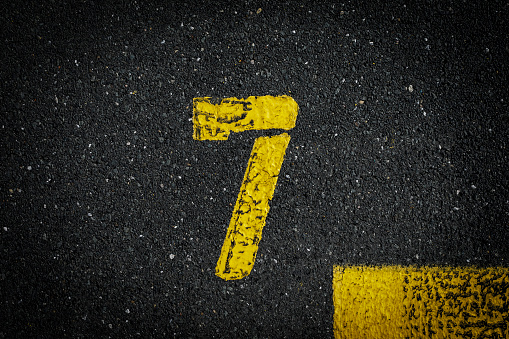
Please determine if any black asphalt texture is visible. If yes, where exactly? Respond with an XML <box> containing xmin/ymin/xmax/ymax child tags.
<box><xmin>1</xmin><ymin>1</ymin><xmax>508</xmax><ymax>338</ymax></box>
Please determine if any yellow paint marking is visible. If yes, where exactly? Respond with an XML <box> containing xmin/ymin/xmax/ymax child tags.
<box><xmin>333</xmin><ymin>265</ymin><xmax>509</xmax><ymax>339</ymax></box>
<box><xmin>193</xmin><ymin>95</ymin><xmax>298</xmax><ymax>140</ymax></box>
<box><xmin>193</xmin><ymin>95</ymin><xmax>298</xmax><ymax>280</ymax></box>
<box><xmin>216</xmin><ymin>133</ymin><xmax>291</xmax><ymax>280</ymax></box>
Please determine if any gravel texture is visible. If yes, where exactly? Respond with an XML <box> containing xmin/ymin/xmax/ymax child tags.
<box><xmin>1</xmin><ymin>1</ymin><xmax>508</xmax><ymax>337</ymax></box>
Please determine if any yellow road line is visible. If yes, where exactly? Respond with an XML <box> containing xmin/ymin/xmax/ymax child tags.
<box><xmin>216</xmin><ymin>133</ymin><xmax>291</xmax><ymax>280</ymax></box>
<box><xmin>193</xmin><ymin>95</ymin><xmax>298</xmax><ymax>140</ymax></box>
<box><xmin>333</xmin><ymin>265</ymin><xmax>509</xmax><ymax>339</ymax></box>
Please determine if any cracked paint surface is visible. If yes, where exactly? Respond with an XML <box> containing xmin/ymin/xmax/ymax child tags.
<box><xmin>216</xmin><ymin>133</ymin><xmax>291</xmax><ymax>280</ymax></box>
<box><xmin>333</xmin><ymin>265</ymin><xmax>509</xmax><ymax>339</ymax></box>
<box><xmin>193</xmin><ymin>95</ymin><xmax>298</xmax><ymax>280</ymax></box>
<box><xmin>193</xmin><ymin>95</ymin><xmax>298</xmax><ymax>140</ymax></box>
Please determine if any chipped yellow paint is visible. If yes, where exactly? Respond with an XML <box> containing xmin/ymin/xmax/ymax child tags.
<box><xmin>192</xmin><ymin>95</ymin><xmax>298</xmax><ymax>140</ymax></box>
<box><xmin>193</xmin><ymin>95</ymin><xmax>298</xmax><ymax>280</ymax></box>
<box><xmin>333</xmin><ymin>265</ymin><xmax>509</xmax><ymax>339</ymax></box>
<box><xmin>216</xmin><ymin>133</ymin><xmax>291</xmax><ymax>280</ymax></box>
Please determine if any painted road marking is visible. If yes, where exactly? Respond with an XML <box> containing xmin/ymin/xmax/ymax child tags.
<box><xmin>192</xmin><ymin>95</ymin><xmax>298</xmax><ymax>140</ymax></box>
<box><xmin>333</xmin><ymin>265</ymin><xmax>509</xmax><ymax>339</ymax></box>
<box><xmin>216</xmin><ymin>134</ymin><xmax>291</xmax><ymax>280</ymax></box>
<box><xmin>193</xmin><ymin>96</ymin><xmax>298</xmax><ymax>280</ymax></box>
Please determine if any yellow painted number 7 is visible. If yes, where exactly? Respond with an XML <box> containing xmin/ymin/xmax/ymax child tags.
<box><xmin>193</xmin><ymin>95</ymin><xmax>299</xmax><ymax>280</ymax></box>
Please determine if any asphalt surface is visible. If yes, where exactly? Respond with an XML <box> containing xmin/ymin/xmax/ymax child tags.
<box><xmin>1</xmin><ymin>1</ymin><xmax>508</xmax><ymax>338</ymax></box>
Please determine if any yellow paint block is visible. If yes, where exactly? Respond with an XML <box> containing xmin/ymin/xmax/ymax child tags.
<box><xmin>333</xmin><ymin>265</ymin><xmax>509</xmax><ymax>339</ymax></box>
<box><xmin>216</xmin><ymin>133</ymin><xmax>291</xmax><ymax>280</ymax></box>
<box><xmin>193</xmin><ymin>95</ymin><xmax>298</xmax><ymax>140</ymax></box>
